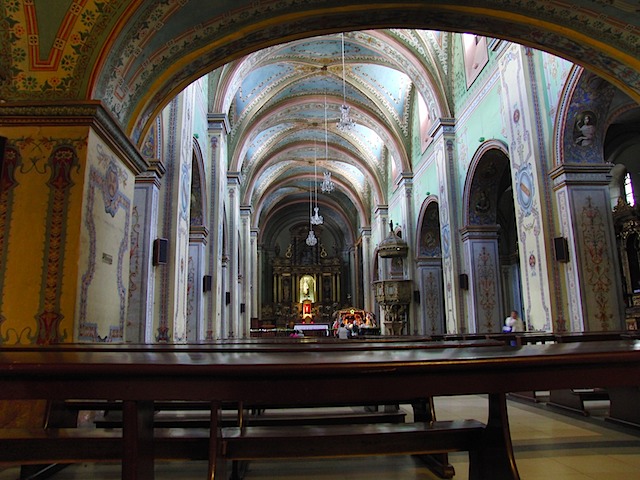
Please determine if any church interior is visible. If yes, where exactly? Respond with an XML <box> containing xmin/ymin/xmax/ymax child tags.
<box><xmin>1</xmin><ymin>1</ymin><xmax>640</xmax><ymax>479</ymax></box>
<box><xmin>1</xmin><ymin>2</ymin><xmax>640</xmax><ymax>342</ymax></box>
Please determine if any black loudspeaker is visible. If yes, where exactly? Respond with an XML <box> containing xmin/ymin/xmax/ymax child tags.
<box><xmin>225</xmin><ymin>292</ymin><xmax>231</xmax><ymax>305</ymax></box>
<box><xmin>554</xmin><ymin>237</ymin><xmax>569</xmax><ymax>263</ymax></box>
<box><xmin>459</xmin><ymin>273</ymin><xmax>469</xmax><ymax>290</ymax></box>
<box><xmin>203</xmin><ymin>275</ymin><xmax>212</xmax><ymax>292</ymax></box>
<box><xmin>152</xmin><ymin>238</ymin><xmax>168</xmax><ymax>265</ymax></box>
<box><xmin>413</xmin><ymin>290</ymin><xmax>420</xmax><ymax>304</ymax></box>
<box><xmin>240</xmin><ymin>303</ymin><xmax>245</xmax><ymax>313</ymax></box>
<box><xmin>0</xmin><ymin>136</ymin><xmax>6</xmax><ymax>166</ymax></box>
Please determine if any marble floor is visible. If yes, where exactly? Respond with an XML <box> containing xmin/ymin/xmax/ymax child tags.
<box><xmin>1</xmin><ymin>394</ymin><xmax>639</xmax><ymax>479</ymax></box>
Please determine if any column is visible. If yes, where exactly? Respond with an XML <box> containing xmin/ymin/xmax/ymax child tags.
<box><xmin>126</xmin><ymin>159</ymin><xmax>165</xmax><ymax>343</ymax></box>
<box><xmin>400</xmin><ymin>174</ymin><xmax>416</xmax><ymax>334</ymax></box>
<box><xmin>551</xmin><ymin>164</ymin><xmax>626</xmax><ymax>331</ymax></box>
<box><xmin>159</xmin><ymin>88</ymin><xmax>195</xmax><ymax>343</ymax></box>
<box><xmin>498</xmin><ymin>43</ymin><xmax>554</xmax><ymax>331</ymax></box>
<box><xmin>239</xmin><ymin>205</ymin><xmax>252</xmax><ymax>338</ymax></box>
<box><xmin>431</xmin><ymin>118</ymin><xmax>466</xmax><ymax>333</ymax></box>
<box><xmin>416</xmin><ymin>258</ymin><xmax>445</xmax><ymax>335</ymax></box>
<box><xmin>373</xmin><ymin>206</ymin><xmax>389</xmax><ymax>325</ymax></box>
<box><xmin>251</xmin><ymin>227</ymin><xmax>260</xmax><ymax>325</ymax></box>
<box><xmin>207</xmin><ymin>114</ymin><xmax>230</xmax><ymax>340</ymax></box>
<box><xmin>0</xmin><ymin>102</ymin><xmax>146</xmax><ymax>344</ymax></box>
<box><xmin>187</xmin><ymin>228</ymin><xmax>207</xmax><ymax>342</ymax></box>
<box><xmin>361</xmin><ymin>227</ymin><xmax>372</xmax><ymax>311</ymax></box>
<box><xmin>461</xmin><ymin>227</ymin><xmax>503</xmax><ymax>332</ymax></box>
<box><xmin>227</xmin><ymin>173</ymin><xmax>241</xmax><ymax>337</ymax></box>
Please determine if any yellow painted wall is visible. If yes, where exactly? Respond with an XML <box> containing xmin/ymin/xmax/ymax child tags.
<box><xmin>1</xmin><ymin>126</ymin><xmax>87</xmax><ymax>344</ymax></box>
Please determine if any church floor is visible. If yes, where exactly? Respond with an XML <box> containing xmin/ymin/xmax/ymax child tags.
<box><xmin>1</xmin><ymin>394</ymin><xmax>639</xmax><ymax>479</ymax></box>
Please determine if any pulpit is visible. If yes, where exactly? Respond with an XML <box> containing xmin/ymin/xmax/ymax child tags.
<box><xmin>374</xmin><ymin>280</ymin><xmax>412</xmax><ymax>335</ymax></box>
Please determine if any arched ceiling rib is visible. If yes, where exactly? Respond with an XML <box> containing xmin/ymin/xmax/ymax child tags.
<box><xmin>218</xmin><ymin>31</ymin><xmax>432</xmax><ymax>235</ymax></box>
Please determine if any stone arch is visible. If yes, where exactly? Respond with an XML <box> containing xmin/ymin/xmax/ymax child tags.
<box><xmin>415</xmin><ymin>196</ymin><xmax>445</xmax><ymax>335</ymax></box>
<box><xmin>462</xmin><ymin>141</ymin><xmax>520</xmax><ymax>332</ymax></box>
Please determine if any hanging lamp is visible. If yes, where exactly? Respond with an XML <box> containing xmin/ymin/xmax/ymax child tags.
<box><xmin>336</xmin><ymin>32</ymin><xmax>355</xmax><ymax>132</ymax></box>
<box><xmin>310</xmin><ymin>139</ymin><xmax>323</xmax><ymax>225</ymax></box>
<box><xmin>321</xmin><ymin>94</ymin><xmax>336</xmax><ymax>194</ymax></box>
<box><xmin>306</xmin><ymin>172</ymin><xmax>318</xmax><ymax>246</ymax></box>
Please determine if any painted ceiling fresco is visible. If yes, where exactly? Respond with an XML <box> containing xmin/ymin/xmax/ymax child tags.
<box><xmin>0</xmin><ymin>0</ymin><xmax>639</xmax><ymax>240</ymax></box>
<box><xmin>216</xmin><ymin>29</ymin><xmax>445</xmax><ymax>232</ymax></box>
<box><xmin>1</xmin><ymin>1</ymin><xmax>639</xmax><ymax>136</ymax></box>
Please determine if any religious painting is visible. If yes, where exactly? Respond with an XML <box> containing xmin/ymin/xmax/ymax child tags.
<box><xmin>299</xmin><ymin>275</ymin><xmax>316</xmax><ymax>303</ymax></box>
<box><xmin>574</xmin><ymin>111</ymin><xmax>597</xmax><ymax>147</ymax></box>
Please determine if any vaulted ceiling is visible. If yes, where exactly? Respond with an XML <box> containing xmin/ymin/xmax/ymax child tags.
<box><xmin>1</xmin><ymin>0</ymin><xmax>639</xmax><ymax>246</ymax></box>
<box><xmin>2</xmin><ymin>1</ymin><xmax>638</xmax><ymax>139</ymax></box>
<box><xmin>210</xmin><ymin>30</ymin><xmax>448</xmax><ymax>240</ymax></box>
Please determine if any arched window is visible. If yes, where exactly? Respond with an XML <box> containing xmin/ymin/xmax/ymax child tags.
<box><xmin>624</xmin><ymin>172</ymin><xmax>635</xmax><ymax>207</ymax></box>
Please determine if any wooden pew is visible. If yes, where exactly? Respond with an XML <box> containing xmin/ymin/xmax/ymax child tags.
<box><xmin>11</xmin><ymin>338</ymin><xmax>504</xmax><ymax>480</ymax></box>
<box><xmin>547</xmin><ymin>388</ymin><xmax>609</xmax><ymax>416</ymax></box>
<box><xmin>221</xmin><ymin>419</ymin><xmax>485</xmax><ymax>480</ymax></box>
<box><xmin>546</xmin><ymin>331</ymin><xmax>630</xmax><ymax>415</ymax></box>
<box><xmin>605</xmin><ymin>386</ymin><xmax>640</xmax><ymax>429</ymax></box>
<box><xmin>1</xmin><ymin>340</ymin><xmax>639</xmax><ymax>480</ymax></box>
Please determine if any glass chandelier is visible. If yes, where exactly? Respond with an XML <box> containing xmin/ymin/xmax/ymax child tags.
<box><xmin>336</xmin><ymin>33</ymin><xmax>355</xmax><ymax>132</ymax></box>
<box><xmin>306</xmin><ymin>166</ymin><xmax>319</xmax><ymax>246</ymax></box>
<box><xmin>321</xmin><ymin>95</ymin><xmax>335</xmax><ymax>193</ymax></box>
<box><xmin>310</xmin><ymin>141</ymin><xmax>323</xmax><ymax>225</ymax></box>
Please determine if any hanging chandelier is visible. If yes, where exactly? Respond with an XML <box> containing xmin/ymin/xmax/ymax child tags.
<box><xmin>306</xmin><ymin>229</ymin><xmax>318</xmax><ymax>246</ymax></box>
<box><xmin>306</xmin><ymin>162</ymin><xmax>319</xmax><ymax>246</ymax></box>
<box><xmin>336</xmin><ymin>33</ymin><xmax>355</xmax><ymax>132</ymax></box>
<box><xmin>321</xmin><ymin>94</ymin><xmax>336</xmax><ymax>194</ymax></box>
<box><xmin>321</xmin><ymin>171</ymin><xmax>334</xmax><ymax>194</ymax></box>
<box><xmin>310</xmin><ymin>140</ymin><xmax>323</xmax><ymax>225</ymax></box>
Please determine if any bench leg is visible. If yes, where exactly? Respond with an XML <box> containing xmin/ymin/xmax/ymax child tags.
<box><xmin>412</xmin><ymin>398</ymin><xmax>455</xmax><ymax>479</ymax></box>
<box><xmin>122</xmin><ymin>400</ymin><xmax>155</xmax><ymax>480</ymax></box>
<box><xmin>548</xmin><ymin>389</ymin><xmax>588</xmax><ymax>415</ymax></box>
<box><xmin>469</xmin><ymin>393</ymin><xmax>520</xmax><ymax>480</ymax></box>
<box><xmin>209</xmin><ymin>402</ymin><xmax>231</xmax><ymax>480</ymax></box>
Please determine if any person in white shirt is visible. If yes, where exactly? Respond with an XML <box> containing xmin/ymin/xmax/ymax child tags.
<box><xmin>504</xmin><ymin>310</ymin><xmax>524</xmax><ymax>332</ymax></box>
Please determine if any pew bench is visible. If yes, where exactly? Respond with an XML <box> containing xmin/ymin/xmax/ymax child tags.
<box><xmin>46</xmin><ymin>398</ymin><xmax>407</xmax><ymax>430</ymax></box>
<box><xmin>3</xmin><ymin>340</ymin><xmax>640</xmax><ymax>480</ymax></box>
<box><xmin>0</xmin><ymin>426</ymin><xmax>214</xmax><ymax>465</ymax></box>
<box><xmin>0</xmin><ymin>418</ymin><xmax>484</xmax><ymax>480</ymax></box>
<box><xmin>547</xmin><ymin>388</ymin><xmax>609</xmax><ymax>416</ymax></box>
<box><xmin>219</xmin><ymin>419</ymin><xmax>486</xmax><ymax>480</ymax></box>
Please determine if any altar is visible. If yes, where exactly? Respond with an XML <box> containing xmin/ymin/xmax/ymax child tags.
<box><xmin>293</xmin><ymin>323</ymin><xmax>330</xmax><ymax>337</ymax></box>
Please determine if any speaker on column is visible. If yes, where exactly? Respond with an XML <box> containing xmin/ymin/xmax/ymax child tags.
<box><xmin>0</xmin><ymin>136</ymin><xmax>6</xmax><ymax>166</ymax></box>
<box><xmin>459</xmin><ymin>273</ymin><xmax>469</xmax><ymax>290</ymax></box>
<box><xmin>202</xmin><ymin>275</ymin><xmax>212</xmax><ymax>292</ymax></box>
<box><xmin>413</xmin><ymin>290</ymin><xmax>420</xmax><ymax>304</ymax></box>
<box><xmin>152</xmin><ymin>238</ymin><xmax>168</xmax><ymax>265</ymax></box>
<box><xmin>554</xmin><ymin>237</ymin><xmax>569</xmax><ymax>263</ymax></box>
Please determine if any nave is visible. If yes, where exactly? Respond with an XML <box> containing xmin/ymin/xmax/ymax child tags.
<box><xmin>2</xmin><ymin>395</ymin><xmax>638</xmax><ymax>480</ymax></box>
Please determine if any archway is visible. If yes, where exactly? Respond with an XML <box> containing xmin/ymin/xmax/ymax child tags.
<box><xmin>415</xmin><ymin>198</ymin><xmax>445</xmax><ymax>335</ymax></box>
<box><xmin>463</xmin><ymin>143</ymin><xmax>517</xmax><ymax>332</ymax></box>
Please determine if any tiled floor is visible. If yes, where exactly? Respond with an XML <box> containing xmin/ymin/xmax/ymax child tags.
<box><xmin>1</xmin><ymin>394</ymin><xmax>639</xmax><ymax>479</ymax></box>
